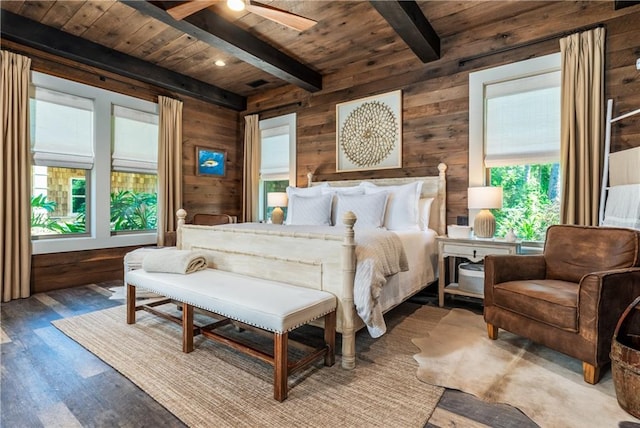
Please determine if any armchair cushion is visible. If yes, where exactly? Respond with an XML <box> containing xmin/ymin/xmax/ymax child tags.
<box><xmin>493</xmin><ymin>279</ymin><xmax>579</xmax><ymax>331</ymax></box>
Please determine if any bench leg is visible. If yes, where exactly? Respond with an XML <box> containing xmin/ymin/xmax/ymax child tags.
<box><xmin>274</xmin><ymin>332</ymin><xmax>288</xmax><ymax>402</ymax></box>
<box><xmin>182</xmin><ymin>303</ymin><xmax>194</xmax><ymax>353</ymax></box>
<box><xmin>324</xmin><ymin>311</ymin><xmax>336</xmax><ymax>367</ymax></box>
<box><xmin>126</xmin><ymin>283</ymin><xmax>136</xmax><ymax>324</ymax></box>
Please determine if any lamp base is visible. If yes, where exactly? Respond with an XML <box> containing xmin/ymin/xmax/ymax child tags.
<box><xmin>474</xmin><ymin>209</ymin><xmax>496</xmax><ymax>238</ymax></box>
<box><xmin>271</xmin><ymin>207</ymin><xmax>284</xmax><ymax>225</ymax></box>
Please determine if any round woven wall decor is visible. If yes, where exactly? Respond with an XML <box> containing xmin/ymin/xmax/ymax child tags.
<box><xmin>340</xmin><ymin>100</ymin><xmax>398</xmax><ymax>167</ymax></box>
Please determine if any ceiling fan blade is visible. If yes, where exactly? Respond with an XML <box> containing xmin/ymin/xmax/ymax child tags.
<box><xmin>166</xmin><ymin>1</ymin><xmax>218</xmax><ymax>20</ymax></box>
<box><xmin>246</xmin><ymin>1</ymin><xmax>317</xmax><ymax>31</ymax></box>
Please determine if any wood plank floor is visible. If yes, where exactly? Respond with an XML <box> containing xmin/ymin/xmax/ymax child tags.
<box><xmin>1</xmin><ymin>281</ymin><xmax>537</xmax><ymax>427</ymax></box>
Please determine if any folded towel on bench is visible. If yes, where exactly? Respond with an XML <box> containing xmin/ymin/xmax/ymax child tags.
<box><xmin>142</xmin><ymin>249</ymin><xmax>208</xmax><ymax>274</ymax></box>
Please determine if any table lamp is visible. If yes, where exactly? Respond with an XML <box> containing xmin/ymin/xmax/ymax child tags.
<box><xmin>468</xmin><ymin>186</ymin><xmax>502</xmax><ymax>238</ymax></box>
<box><xmin>267</xmin><ymin>192</ymin><xmax>288</xmax><ymax>225</ymax></box>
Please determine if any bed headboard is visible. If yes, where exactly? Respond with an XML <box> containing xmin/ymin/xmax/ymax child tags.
<box><xmin>308</xmin><ymin>163</ymin><xmax>447</xmax><ymax>235</ymax></box>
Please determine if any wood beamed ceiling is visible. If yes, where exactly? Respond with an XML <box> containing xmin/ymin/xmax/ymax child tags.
<box><xmin>125</xmin><ymin>0</ymin><xmax>323</xmax><ymax>93</ymax></box>
<box><xmin>0</xmin><ymin>1</ymin><xmax>439</xmax><ymax>110</ymax></box>
<box><xmin>0</xmin><ymin>9</ymin><xmax>246</xmax><ymax>110</ymax></box>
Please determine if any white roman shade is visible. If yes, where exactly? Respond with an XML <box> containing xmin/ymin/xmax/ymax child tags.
<box><xmin>260</xmin><ymin>125</ymin><xmax>290</xmax><ymax>180</ymax></box>
<box><xmin>484</xmin><ymin>70</ymin><xmax>561</xmax><ymax>167</ymax></box>
<box><xmin>30</xmin><ymin>86</ymin><xmax>95</xmax><ymax>169</ymax></box>
<box><xmin>112</xmin><ymin>105</ymin><xmax>159</xmax><ymax>174</ymax></box>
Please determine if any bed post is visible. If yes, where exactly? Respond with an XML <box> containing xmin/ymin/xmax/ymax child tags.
<box><xmin>176</xmin><ymin>209</ymin><xmax>187</xmax><ymax>249</ymax></box>
<box><xmin>341</xmin><ymin>211</ymin><xmax>357</xmax><ymax>369</ymax></box>
<box><xmin>437</xmin><ymin>163</ymin><xmax>447</xmax><ymax>236</ymax></box>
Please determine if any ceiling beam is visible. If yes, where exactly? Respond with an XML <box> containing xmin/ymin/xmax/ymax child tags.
<box><xmin>0</xmin><ymin>11</ymin><xmax>246</xmax><ymax>111</ymax></box>
<box><xmin>370</xmin><ymin>1</ymin><xmax>440</xmax><ymax>63</ymax></box>
<box><xmin>125</xmin><ymin>1</ymin><xmax>322</xmax><ymax>92</ymax></box>
<box><xmin>613</xmin><ymin>0</ymin><xmax>640</xmax><ymax>9</ymax></box>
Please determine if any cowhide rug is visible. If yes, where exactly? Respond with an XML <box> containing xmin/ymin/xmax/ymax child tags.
<box><xmin>413</xmin><ymin>308</ymin><xmax>639</xmax><ymax>428</ymax></box>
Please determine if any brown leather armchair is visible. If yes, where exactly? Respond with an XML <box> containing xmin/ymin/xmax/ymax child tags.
<box><xmin>484</xmin><ymin>225</ymin><xmax>640</xmax><ymax>384</ymax></box>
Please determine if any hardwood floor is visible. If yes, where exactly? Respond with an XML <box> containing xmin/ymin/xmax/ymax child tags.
<box><xmin>1</xmin><ymin>281</ymin><xmax>537</xmax><ymax>427</ymax></box>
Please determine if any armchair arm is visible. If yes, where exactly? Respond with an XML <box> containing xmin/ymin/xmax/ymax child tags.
<box><xmin>484</xmin><ymin>254</ymin><xmax>546</xmax><ymax>307</ymax></box>
<box><xmin>578</xmin><ymin>267</ymin><xmax>640</xmax><ymax>366</ymax></box>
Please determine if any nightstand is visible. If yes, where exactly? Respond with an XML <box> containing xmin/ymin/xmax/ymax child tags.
<box><xmin>437</xmin><ymin>236</ymin><xmax>521</xmax><ymax>307</ymax></box>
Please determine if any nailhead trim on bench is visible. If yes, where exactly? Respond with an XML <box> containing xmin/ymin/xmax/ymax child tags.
<box><xmin>131</xmin><ymin>286</ymin><xmax>335</xmax><ymax>334</ymax></box>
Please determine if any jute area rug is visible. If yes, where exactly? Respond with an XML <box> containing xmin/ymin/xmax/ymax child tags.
<box><xmin>413</xmin><ymin>308</ymin><xmax>639</xmax><ymax>428</ymax></box>
<box><xmin>53</xmin><ymin>302</ymin><xmax>445</xmax><ymax>427</ymax></box>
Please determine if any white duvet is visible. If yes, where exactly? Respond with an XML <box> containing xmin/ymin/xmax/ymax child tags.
<box><xmin>353</xmin><ymin>229</ymin><xmax>409</xmax><ymax>337</ymax></box>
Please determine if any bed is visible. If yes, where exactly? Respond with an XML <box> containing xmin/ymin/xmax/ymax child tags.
<box><xmin>176</xmin><ymin>163</ymin><xmax>447</xmax><ymax>369</ymax></box>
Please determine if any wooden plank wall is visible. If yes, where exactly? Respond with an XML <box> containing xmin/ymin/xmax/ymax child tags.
<box><xmin>2</xmin><ymin>40</ymin><xmax>241</xmax><ymax>292</ymax></box>
<box><xmin>245</xmin><ymin>3</ymin><xmax>640</xmax><ymax>227</ymax></box>
<box><xmin>4</xmin><ymin>2</ymin><xmax>639</xmax><ymax>292</ymax></box>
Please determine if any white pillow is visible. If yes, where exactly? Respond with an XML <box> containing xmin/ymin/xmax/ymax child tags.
<box><xmin>334</xmin><ymin>192</ymin><xmax>388</xmax><ymax>229</ymax></box>
<box><xmin>285</xmin><ymin>184</ymin><xmax>328</xmax><ymax>225</ymax></box>
<box><xmin>287</xmin><ymin>193</ymin><xmax>332</xmax><ymax>226</ymax></box>
<box><xmin>418</xmin><ymin>197</ymin><xmax>434</xmax><ymax>231</ymax></box>
<box><xmin>364</xmin><ymin>181</ymin><xmax>423</xmax><ymax>230</ymax></box>
<box><xmin>322</xmin><ymin>185</ymin><xmax>366</xmax><ymax>225</ymax></box>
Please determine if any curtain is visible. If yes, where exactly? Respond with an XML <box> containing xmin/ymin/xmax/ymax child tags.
<box><xmin>243</xmin><ymin>114</ymin><xmax>260</xmax><ymax>222</ymax></box>
<box><xmin>559</xmin><ymin>27</ymin><xmax>605</xmax><ymax>225</ymax></box>
<box><xmin>157</xmin><ymin>96</ymin><xmax>183</xmax><ymax>246</ymax></box>
<box><xmin>1</xmin><ymin>51</ymin><xmax>32</xmax><ymax>302</ymax></box>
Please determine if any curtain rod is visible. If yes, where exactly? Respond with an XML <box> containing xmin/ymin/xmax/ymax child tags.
<box><xmin>458</xmin><ymin>23</ymin><xmax>605</xmax><ymax>67</ymax></box>
<box><xmin>244</xmin><ymin>101</ymin><xmax>303</xmax><ymax>117</ymax></box>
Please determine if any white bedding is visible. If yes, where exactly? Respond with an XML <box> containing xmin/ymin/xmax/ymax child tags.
<box><xmin>378</xmin><ymin>228</ymin><xmax>438</xmax><ymax>313</ymax></box>
<box><xmin>360</xmin><ymin>228</ymin><xmax>438</xmax><ymax>337</ymax></box>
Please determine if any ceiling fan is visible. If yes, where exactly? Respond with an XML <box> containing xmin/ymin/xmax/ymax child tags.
<box><xmin>165</xmin><ymin>0</ymin><xmax>317</xmax><ymax>31</ymax></box>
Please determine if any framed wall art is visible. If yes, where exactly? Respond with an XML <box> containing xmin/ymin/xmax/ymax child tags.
<box><xmin>336</xmin><ymin>90</ymin><xmax>402</xmax><ymax>172</ymax></box>
<box><xmin>196</xmin><ymin>146</ymin><xmax>226</xmax><ymax>177</ymax></box>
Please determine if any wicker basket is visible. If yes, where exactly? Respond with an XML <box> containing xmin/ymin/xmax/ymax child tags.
<box><xmin>611</xmin><ymin>295</ymin><xmax>640</xmax><ymax>419</ymax></box>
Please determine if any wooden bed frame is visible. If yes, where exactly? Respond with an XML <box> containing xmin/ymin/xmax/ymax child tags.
<box><xmin>176</xmin><ymin>163</ymin><xmax>447</xmax><ymax>369</ymax></box>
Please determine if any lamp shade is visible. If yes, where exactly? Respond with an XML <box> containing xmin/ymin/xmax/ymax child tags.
<box><xmin>267</xmin><ymin>192</ymin><xmax>288</xmax><ymax>208</ymax></box>
<box><xmin>468</xmin><ymin>187</ymin><xmax>503</xmax><ymax>209</ymax></box>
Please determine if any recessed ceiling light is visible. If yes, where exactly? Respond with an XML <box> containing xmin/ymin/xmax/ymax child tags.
<box><xmin>227</xmin><ymin>0</ymin><xmax>245</xmax><ymax>12</ymax></box>
<box><xmin>215</xmin><ymin>60</ymin><xmax>226</xmax><ymax>67</ymax></box>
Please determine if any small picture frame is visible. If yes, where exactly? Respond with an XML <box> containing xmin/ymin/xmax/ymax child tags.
<box><xmin>196</xmin><ymin>146</ymin><xmax>226</xmax><ymax>177</ymax></box>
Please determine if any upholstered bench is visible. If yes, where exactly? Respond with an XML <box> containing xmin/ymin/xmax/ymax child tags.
<box><xmin>125</xmin><ymin>268</ymin><xmax>337</xmax><ymax>401</ymax></box>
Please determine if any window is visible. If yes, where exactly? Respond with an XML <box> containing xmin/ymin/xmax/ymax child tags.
<box><xmin>469</xmin><ymin>54</ymin><xmax>561</xmax><ymax>241</ymax></box>
<box><xmin>259</xmin><ymin>113</ymin><xmax>296</xmax><ymax>222</ymax></box>
<box><xmin>30</xmin><ymin>86</ymin><xmax>93</xmax><ymax>236</ymax></box>
<box><xmin>111</xmin><ymin>105</ymin><xmax>159</xmax><ymax>232</ymax></box>
<box><xmin>30</xmin><ymin>71</ymin><xmax>158</xmax><ymax>254</ymax></box>
<box><xmin>69</xmin><ymin>177</ymin><xmax>86</xmax><ymax>215</ymax></box>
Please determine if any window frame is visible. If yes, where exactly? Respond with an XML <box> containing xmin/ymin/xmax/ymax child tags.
<box><xmin>68</xmin><ymin>176</ymin><xmax>87</xmax><ymax>216</ymax></box>
<box><xmin>31</xmin><ymin>71</ymin><xmax>158</xmax><ymax>255</ymax></box>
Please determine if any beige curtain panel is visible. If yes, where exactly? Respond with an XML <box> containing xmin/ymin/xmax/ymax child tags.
<box><xmin>559</xmin><ymin>27</ymin><xmax>605</xmax><ymax>226</ymax></box>
<box><xmin>1</xmin><ymin>50</ymin><xmax>32</xmax><ymax>302</ymax></box>
<box><xmin>243</xmin><ymin>114</ymin><xmax>260</xmax><ymax>223</ymax></box>
<box><xmin>157</xmin><ymin>96</ymin><xmax>183</xmax><ymax>247</ymax></box>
